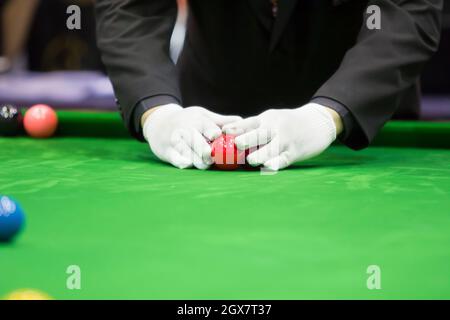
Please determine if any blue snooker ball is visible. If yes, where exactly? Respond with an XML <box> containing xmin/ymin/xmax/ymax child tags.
<box><xmin>0</xmin><ymin>195</ymin><xmax>25</xmax><ymax>242</ymax></box>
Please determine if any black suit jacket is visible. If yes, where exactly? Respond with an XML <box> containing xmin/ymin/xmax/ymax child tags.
<box><xmin>95</xmin><ymin>0</ymin><xmax>443</xmax><ymax>149</ymax></box>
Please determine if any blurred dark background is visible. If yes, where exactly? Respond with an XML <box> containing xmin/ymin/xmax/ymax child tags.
<box><xmin>421</xmin><ymin>1</ymin><xmax>450</xmax><ymax>94</ymax></box>
<box><xmin>0</xmin><ymin>0</ymin><xmax>448</xmax><ymax>111</ymax></box>
<box><xmin>0</xmin><ymin>0</ymin><xmax>188</xmax><ymax>73</ymax></box>
<box><xmin>0</xmin><ymin>0</ymin><xmax>102</xmax><ymax>72</ymax></box>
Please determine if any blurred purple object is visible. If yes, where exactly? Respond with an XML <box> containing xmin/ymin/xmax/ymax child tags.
<box><xmin>421</xmin><ymin>96</ymin><xmax>450</xmax><ymax>120</ymax></box>
<box><xmin>0</xmin><ymin>71</ymin><xmax>116</xmax><ymax>110</ymax></box>
<box><xmin>0</xmin><ymin>71</ymin><xmax>448</xmax><ymax>120</ymax></box>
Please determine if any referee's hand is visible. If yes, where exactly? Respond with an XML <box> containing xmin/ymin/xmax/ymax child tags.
<box><xmin>223</xmin><ymin>103</ymin><xmax>341</xmax><ymax>171</ymax></box>
<box><xmin>143</xmin><ymin>104</ymin><xmax>242</xmax><ymax>169</ymax></box>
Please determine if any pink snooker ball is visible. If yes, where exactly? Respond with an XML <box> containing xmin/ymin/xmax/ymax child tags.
<box><xmin>24</xmin><ymin>104</ymin><xmax>58</xmax><ymax>138</ymax></box>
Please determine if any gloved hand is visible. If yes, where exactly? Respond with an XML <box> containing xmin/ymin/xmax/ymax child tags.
<box><xmin>223</xmin><ymin>103</ymin><xmax>338</xmax><ymax>171</ymax></box>
<box><xmin>143</xmin><ymin>104</ymin><xmax>242</xmax><ymax>169</ymax></box>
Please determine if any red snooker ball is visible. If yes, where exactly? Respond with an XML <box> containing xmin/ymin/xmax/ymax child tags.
<box><xmin>211</xmin><ymin>134</ymin><xmax>245</xmax><ymax>170</ymax></box>
<box><xmin>23</xmin><ymin>104</ymin><xmax>58</xmax><ymax>138</ymax></box>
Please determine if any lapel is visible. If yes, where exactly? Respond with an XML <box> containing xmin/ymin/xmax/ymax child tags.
<box><xmin>247</xmin><ymin>0</ymin><xmax>273</xmax><ymax>32</ymax></box>
<box><xmin>269</xmin><ymin>0</ymin><xmax>299</xmax><ymax>51</ymax></box>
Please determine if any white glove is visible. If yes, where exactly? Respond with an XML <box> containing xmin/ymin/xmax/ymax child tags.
<box><xmin>223</xmin><ymin>103</ymin><xmax>337</xmax><ymax>171</ymax></box>
<box><xmin>143</xmin><ymin>104</ymin><xmax>242</xmax><ymax>169</ymax></box>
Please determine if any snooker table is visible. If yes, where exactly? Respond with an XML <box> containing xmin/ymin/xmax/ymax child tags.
<box><xmin>1</xmin><ymin>111</ymin><xmax>450</xmax><ymax>300</ymax></box>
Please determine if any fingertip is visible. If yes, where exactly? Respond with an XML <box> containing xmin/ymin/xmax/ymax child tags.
<box><xmin>224</xmin><ymin>123</ymin><xmax>247</xmax><ymax>135</ymax></box>
<box><xmin>204</xmin><ymin>128</ymin><xmax>222</xmax><ymax>141</ymax></box>
<box><xmin>176</xmin><ymin>161</ymin><xmax>193</xmax><ymax>169</ymax></box>
<box><xmin>263</xmin><ymin>161</ymin><xmax>280</xmax><ymax>171</ymax></box>
<box><xmin>170</xmin><ymin>152</ymin><xmax>193</xmax><ymax>169</ymax></box>
<box><xmin>222</xmin><ymin>126</ymin><xmax>236</xmax><ymax>135</ymax></box>
<box><xmin>246</xmin><ymin>153</ymin><xmax>260</xmax><ymax>166</ymax></box>
<box><xmin>263</xmin><ymin>156</ymin><xmax>288</xmax><ymax>171</ymax></box>
<box><xmin>194</xmin><ymin>162</ymin><xmax>210</xmax><ymax>170</ymax></box>
<box><xmin>234</xmin><ymin>137</ymin><xmax>247</xmax><ymax>150</ymax></box>
<box><xmin>202</xmin><ymin>149</ymin><xmax>214</xmax><ymax>166</ymax></box>
<box><xmin>221</xmin><ymin>124</ymin><xmax>231</xmax><ymax>132</ymax></box>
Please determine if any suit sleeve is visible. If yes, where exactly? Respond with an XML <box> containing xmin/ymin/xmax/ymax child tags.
<box><xmin>95</xmin><ymin>0</ymin><xmax>180</xmax><ymax>139</ymax></box>
<box><xmin>313</xmin><ymin>0</ymin><xmax>443</xmax><ymax>150</ymax></box>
